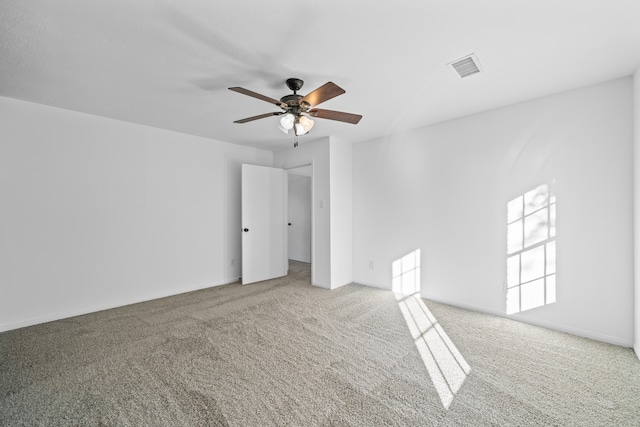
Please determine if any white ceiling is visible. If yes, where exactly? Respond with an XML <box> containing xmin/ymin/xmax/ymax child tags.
<box><xmin>2</xmin><ymin>0</ymin><xmax>640</xmax><ymax>151</ymax></box>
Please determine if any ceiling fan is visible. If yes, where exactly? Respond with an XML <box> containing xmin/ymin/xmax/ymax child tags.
<box><xmin>229</xmin><ymin>78</ymin><xmax>362</xmax><ymax>143</ymax></box>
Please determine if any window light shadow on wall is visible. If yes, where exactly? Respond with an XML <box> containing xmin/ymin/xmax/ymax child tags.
<box><xmin>393</xmin><ymin>249</ymin><xmax>471</xmax><ymax>409</ymax></box>
<box><xmin>506</xmin><ymin>181</ymin><xmax>556</xmax><ymax>314</ymax></box>
<box><xmin>392</xmin><ymin>249</ymin><xmax>421</xmax><ymax>295</ymax></box>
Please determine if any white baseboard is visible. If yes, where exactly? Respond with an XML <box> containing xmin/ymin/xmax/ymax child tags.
<box><xmin>422</xmin><ymin>293</ymin><xmax>633</xmax><ymax>348</ymax></box>
<box><xmin>634</xmin><ymin>343</ymin><xmax>640</xmax><ymax>361</ymax></box>
<box><xmin>0</xmin><ymin>278</ymin><xmax>237</xmax><ymax>333</ymax></box>
<box><xmin>353</xmin><ymin>280</ymin><xmax>389</xmax><ymax>291</ymax></box>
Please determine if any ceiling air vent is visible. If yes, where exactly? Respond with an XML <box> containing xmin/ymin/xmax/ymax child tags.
<box><xmin>447</xmin><ymin>54</ymin><xmax>482</xmax><ymax>79</ymax></box>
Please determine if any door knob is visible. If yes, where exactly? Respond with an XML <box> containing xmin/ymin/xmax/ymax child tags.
<box><xmin>243</xmin><ymin>228</ymin><xmax>249</xmax><ymax>232</ymax></box>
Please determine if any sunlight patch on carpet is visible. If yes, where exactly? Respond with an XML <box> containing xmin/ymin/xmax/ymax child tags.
<box><xmin>393</xmin><ymin>249</ymin><xmax>470</xmax><ymax>409</ymax></box>
<box><xmin>395</xmin><ymin>293</ymin><xmax>471</xmax><ymax>409</ymax></box>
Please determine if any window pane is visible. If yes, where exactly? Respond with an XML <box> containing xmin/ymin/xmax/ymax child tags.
<box><xmin>505</xmin><ymin>181</ymin><xmax>557</xmax><ymax>316</ymax></box>
<box><xmin>524</xmin><ymin>184</ymin><xmax>549</xmax><ymax>215</ymax></box>
<box><xmin>524</xmin><ymin>208</ymin><xmax>548</xmax><ymax>248</ymax></box>
<box><xmin>392</xmin><ymin>276</ymin><xmax>401</xmax><ymax>294</ymax></box>
<box><xmin>507</xmin><ymin>255</ymin><xmax>520</xmax><ymax>288</ymax></box>
<box><xmin>546</xmin><ymin>274</ymin><xmax>556</xmax><ymax>304</ymax></box>
<box><xmin>521</xmin><ymin>278</ymin><xmax>545</xmax><ymax>311</ymax></box>
<box><xmin>546</xmin><ymin>241</ymin><xmax>556</xmax><ymax>275</ymax></box>
<box><xmin>507</xmin><ymin>196</ymin><xmax>523</xmax><ymax>223</ymax></box>
<box><xmin>402</xmin><ymin>270</ymin><xmax>417</xmax><ymax>295</ymax></box>
<box><xmin>402</xmin><ymin>252</ymin><xmax>416</xmax><ymax>273</ymax></box>
<box><xmin>392</xmin><ymin>259</ymin><xmax>401</xmax><ymax>279</ymax></box>
<box><xmin>521</xmin><ymin>245</ymin><xmax>545</xmax><ymax>283</ymax></box>
<box><xmin>507</xmin><ymin>220</ymin><xmax>523</xmax><ymax>254</ymax></box>
<box><xmin>506</xmin><ymin>287</ymin><xmax>520</xmax><ymax>315</ymax></box>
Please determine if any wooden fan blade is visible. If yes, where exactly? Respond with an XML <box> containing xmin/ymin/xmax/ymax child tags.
<box><xmin>308</xmin><ymin>108</ymin><xmax>362</xmax><ymax>124</ymax></box>
<box><xmin>299</xmin><ymin>82</ymin><xmax>345</xmax><ymax>107</ymax></box>
<box><xmin>233</xmin><ymin>112</ymin><xmax>283</xmax><ymax>124</ymax></box>
<box><xmin>229</xmin><ymin>87</ymin><xmax>285</xmax><ymax>108</ymax></box>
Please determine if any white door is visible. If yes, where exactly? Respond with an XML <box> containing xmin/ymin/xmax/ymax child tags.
<box><xmin>241</xmin><ymin>164</ymin><xmax>287</xmax><ymax>284</ymax></box>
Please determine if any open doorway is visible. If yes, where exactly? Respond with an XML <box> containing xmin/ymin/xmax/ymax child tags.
<box><xmin>287</xmin><ymin>164</ymin><xmax>312</xmax><ymax>282</ymax></box>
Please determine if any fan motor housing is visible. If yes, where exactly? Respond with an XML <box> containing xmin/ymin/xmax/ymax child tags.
<box><xmin>280</xmin><ymin>94</ymin><xmax>302</xmax><ymax>105</ymax></box>
<box><xmin>282</xmin><ymin>78</ymin><xmax>307</xmax><ymax>112</ymax></box>
<box><xmin>280</xmin><ymin>94</ymin><xmax>306</xmax><ymax>114</ymax></box>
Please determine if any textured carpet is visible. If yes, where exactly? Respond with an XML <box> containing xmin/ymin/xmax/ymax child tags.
<box><xmin>1</xmin><ymin>261</ymin><xmax>639</xmax><ymax>426</ymax></box>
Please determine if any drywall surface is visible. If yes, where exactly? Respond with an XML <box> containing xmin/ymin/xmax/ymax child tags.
<box><xmin>353</xmin><ymin>77</ymin><xmax>634</xmax><ymax>346</ymax></box>
<box><xmin>274</xmin><ymin>137</ymin><xmax>354</xmax><ymax>289</ymax></box>
<box><xmin>0</xmin><ymin>97</ymin><xmax>272</xmax><ymax>331</ymax></box>
<box><xmin>274</xmin><ymin>138</ymin><xmax>331</xmax><ymax>288</ymax></box>
<box><xmin>288</xmin><ymin>175</ymin><xmax>312</xmax><ymax>263</ymax></box>
<box><xmin>634</xmin><ymin>67</ymin><xmax>640</xmax><ymax>359</ymax></box>
<box><xmin>329</xmin><ymin>139</ymin><xmax>353</xmax><ymax>288</ymax></box>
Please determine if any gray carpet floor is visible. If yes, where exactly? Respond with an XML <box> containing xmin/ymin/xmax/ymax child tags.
<box><xmin>1</xmin><ymin>261</ymin><xmax>639</xmax><ymax>426</ymax></box>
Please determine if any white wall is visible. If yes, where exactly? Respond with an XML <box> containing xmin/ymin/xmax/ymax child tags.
<box><xmin>634</xmin><ymin>67</ymin><xmax>640</xmax><ymax>359</ymax></box>
<box><xmin>329</xmin><ymin>139</ymin><xmax>353</xmax><ymax>287</ymax></box>
<box><xmin>288</xmin><ymin>175</ymin><xmax>312</xmax><ymax>263</ymax></box>
<box><xmin>0</xmin><ymin>97</ymin><xmax>272</xmax><ymax>331</ymax></box>
<box><xmin>274</xmin><ymin>137</ymin><xmax>353</xmax><ymax>289</ymax></box>
<box><xmin>274</xmin><ymin>138</ymin><xmax>331</xmax><ymax>287</ymax></box>
<box><xmin>353</xmin><ymin>77</ymin><xmax>634</xmax><ymax>346</ymax></box>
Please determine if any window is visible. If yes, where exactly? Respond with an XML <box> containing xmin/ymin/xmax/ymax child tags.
<box><xmin>392</xmin><ymin>249</ymin><xmax>421</xmax><ymax>295</ymax></box>
<box><xmin>506</xmin><ymin>182</ymin><xmax>556</xmax><ymax>314</ymax></box>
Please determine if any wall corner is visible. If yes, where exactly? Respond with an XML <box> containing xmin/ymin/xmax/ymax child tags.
<box><xmin>633</xmin><ymin>66</ymin><xmax>640</xmax><ymax>360</ymax></box>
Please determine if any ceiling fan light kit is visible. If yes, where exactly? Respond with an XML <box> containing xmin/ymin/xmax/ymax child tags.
<box><xmin>280</xmin><ymin>113</ymin><xmax>295</xmax><ymax>130</ymax></box>
<box><xmin>298</xmin><ymin>115</ymin><xmax>314</xmax><ymax>133</ymax></box>
<box><xmin>229</xmin><ymin>78</ymin><xmax>362</xmax><ymax>146</ymax></box>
